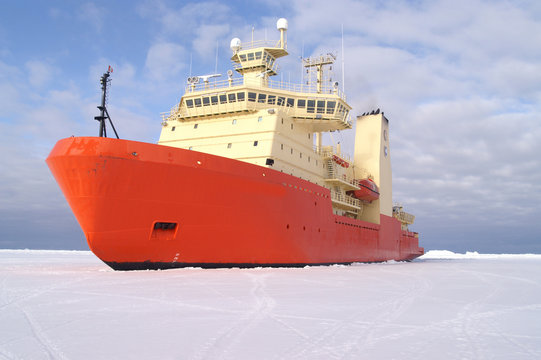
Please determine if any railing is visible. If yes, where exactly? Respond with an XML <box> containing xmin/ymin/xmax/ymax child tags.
<box><xmin>183</xmin><ymin>77</ymin><xmax>347</xmax><ymax>101</ymax></box>
<box><xmin>325</xmin><ymin>161</ymin><xmax>359</xmax><ymax>189</ymax></box>
<box><xmin>316</xmin><ymin>146</ymin><xmax>352</xmax><ymax>163</ymax></box>
<box><xmin>184</xmin><ymin>78</ymin><xmax>244</xmax><ymax>93</ymax></box>
<box><xmin>331</xmin><ymin>189</ymin><xmax>361</xmax><ymax>209</ymax></box>
<box><xmin>393</xmin><ymin>205</ymin><xmax>415</xmax><ymax>224</ymax></box>
<box><xmin>266</xmin><ymin>79</ymin><xmax>346</xmax><ymax>100</ymax></box>
<box><xmin>236</xmin><ymin>39</ymin><xmax>282</xmax><ymax>50</ymax></box>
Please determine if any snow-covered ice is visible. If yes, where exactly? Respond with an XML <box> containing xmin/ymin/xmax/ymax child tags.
<box><xmin>1</xmin><ymin>250</ymin><xmax>540</xmax><ymax>359</ymax></box>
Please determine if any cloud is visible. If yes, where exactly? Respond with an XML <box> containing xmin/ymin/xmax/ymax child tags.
<box><xmin>2</xmin><ymin>0</ymin><xmax>540</xmax><ymax>253</ymax></box>
<box><xmin>137</xmin><ymin>1</ymin><xmax>233</xmax><ymax>37</ymax></box>
<box><xmin>144</xmin><ymin>42</ymin><xmax>186</xmax><ymax>82</ymax></box>
<box><xmin>77</xmin><ymin>2</ymin><xmax>105</xmax><ymax>33</ymax></box>
<box><xmin>275</xmin><ymin>0</ymin><xmax>541</xmax><ymax>251</ymax></box>
<box><xmin>192</xmin><ymin>24</ymin><xmax>230</xmax><ymax>59</ymax></box>
<box><xmin>25</xmin><ymin>60</ymin><xmax>56</xmax><ymax>88</ymax></box>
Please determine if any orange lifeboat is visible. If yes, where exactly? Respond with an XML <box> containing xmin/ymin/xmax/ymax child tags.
<box><xmin>332</xmin><ymin>155</ymin><xmax>350</xmax><ymax>168</ymax></box>
<box><xmin>347</xmin><ymin>178</ymin><xmax>380</xmax><ymax>202</ymax></box>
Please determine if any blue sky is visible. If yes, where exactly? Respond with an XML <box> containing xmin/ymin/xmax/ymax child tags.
<box><xmin>1</xmin><ymin>0</ymin><xmax>540</xmax><ymax>253</ymax></box>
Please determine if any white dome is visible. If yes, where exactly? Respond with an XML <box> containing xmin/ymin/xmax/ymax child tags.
<box><xmin>276</xmin><ymin>18</ymin><xmax>288</xmax><ymax>30</ymax></box>
<box><xmin>230</xmin><ymin>38</ymin><xmax>241</xmax><ymax>52</ymax></box>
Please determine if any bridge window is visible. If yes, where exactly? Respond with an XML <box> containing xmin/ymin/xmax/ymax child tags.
<box><xmin>248</xmin><ymin>92</ymin><xmax>257</xmax><ymax>102</ymax></box>
<box><xmin>239</xmin><ymin>54</ymin><xmax>246</xmax><ymax>61</ymax></box>
<box><xmin>194</xmin><ymin>98</ymin><xmax>202</xmax><ymax>107</ymax></box>
<box><xmin>237</xmin><ymin>92</ymin><xmax>245</xmax><ymax>101</ymax></box>
<box><xmin>203</xmin><ymin>97</ymin><xmax>210</xmax><ymax>106</ymax></box>
<box><xmin>219</xmin><ymin>94</ymin><xmax>227</xmax><ymax>104</ymax></box>
<box><xmin>297</xmin><ymin>99</ymin><xmax>306</xmax><ymax>108</ymax></box>
<box><xmin>268</xmin><ymin>95</ymin><xmax>276</xmax><ymax>105</ymax></box>
<box><xmin>255</xmin><ymin>51</ymin><xmax>262</xmax><ymax>59</ymax></box>
<box><xmin>186</xmin><ymin>99</ymin><xmax>194</xmax><ymax>108</ymax></box>
<box><xmin>228</xmin><ymin>93</ymin><xmax>236</xmax><ymax>102</ymax></box>
<box><xmin>287</xmin><ymin>98</ymin><xmax>295</xmax><ymax>107</ymax></box>
<box><xmin>327</xmin><ymin>101</ymin><xmax>336</xmax><ymax>114</ymax></box>
<box><xmin>317</xmin><ymin>100</ymin><xmax>325</xmax><ymax>113</ymax></box>
<box><xmin>247</xmin><ymin>53</ymin><xmax>254</xmax><ymax>61</ymax></box>
<box><xmin>307</xmin><ymin>100</ymin><xmax>315</xmax><ymax>113</ymax></box>
<box><xmin>277</xmin><ymin>97</ymin><xmax>285</xmax><ymax>106</ymax></box>
<box><xmin>211</xmin><ymin>96</ymin><xmax>218</xmax><ymax>105</ymax></box>
<box><xmin>258</xmin><ymin>94</ymin><xmax>267</xmax><ymax>103</ymax></box>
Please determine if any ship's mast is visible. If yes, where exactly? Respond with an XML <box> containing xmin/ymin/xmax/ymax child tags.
<box><xmin>94</xmin><ymin>66</ymin><xmax>119</xmax><ymax>139</ymax></box>
<box><xmin>303</xmin><ymin>53</ymin><xmax>336</xmax><ymax>94</ymax></box>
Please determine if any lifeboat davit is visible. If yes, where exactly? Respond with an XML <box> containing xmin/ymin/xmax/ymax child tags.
<box><xmin>347</xmin><ymin>178</ymin><xmax>380</xmax><ymax>202</ymax></box>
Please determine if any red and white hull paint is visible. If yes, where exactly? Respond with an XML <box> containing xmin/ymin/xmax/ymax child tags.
<box><xmin>46</xmin><ymin>137</ymin><xmax>424</xmax><ymax>270</ymax></box>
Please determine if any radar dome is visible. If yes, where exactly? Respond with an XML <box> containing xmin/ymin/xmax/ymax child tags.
<box><xmin>230</xmin><ymin>38</ymin><xmax>241</xmax><ymax>52</ymax></box>
<box><xmin>276</xmin><ymin>18</ymin><xmax>288</xmax><ymax>30</ymax></box>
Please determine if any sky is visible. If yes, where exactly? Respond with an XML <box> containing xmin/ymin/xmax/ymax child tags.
<box><xmin>0</xmin><ymin>0</ymin><xmax>540</xmax><ymax>253</ymax></box>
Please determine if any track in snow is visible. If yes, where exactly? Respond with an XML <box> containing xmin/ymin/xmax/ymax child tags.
<box><xmin>0</xmin><ymin>250</ymin><xmax>540</xmax><ymax>359</ymax></box>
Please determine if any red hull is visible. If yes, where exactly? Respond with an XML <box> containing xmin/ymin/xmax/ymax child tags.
<box><xmin>46</xmin><ymin>137</ymin><xmax>423</xmax><ymax>270</ymax></box>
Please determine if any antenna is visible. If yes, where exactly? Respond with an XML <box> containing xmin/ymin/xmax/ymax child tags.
<box><xmin>301</xmin><ymin>41</ymin><xmax>304</xmax><ymax>88</ymax></box>
<box><xmin>341</xmin><ymin>24</ymin><xmax>345</xmax><ymax>93</ymax></box>
<box><xmin>214</xmin><ymin>41</ymin><xmax>219</xmax><ymax>75</ymax></box>
<box><xmin>276</xmin><ymin>18</ymin><xmax>288</xmax><ymax>49</ymax></box>
<box><xmin>189</xmin><ymin>53</ymin><xmax>192</xmax><ymax>77</ymax></box>
<box><xmin>198</xmin><ymin>74</ymin><xmax>222</xmax><ymax>83</ymax></box>
<box><xmin>303</xmin><ymin>53</ymin><xmax>336</xmax><ymax>93</ymax></box>
<box><xmin>230</xmin><ymin>38</ymin><xmax>241</xmax><ymax>53</ymax></box>
<box><xmin>94</xmin><ymin>66</ymin><xmax>119</xmax><ymax>139</ymax></box>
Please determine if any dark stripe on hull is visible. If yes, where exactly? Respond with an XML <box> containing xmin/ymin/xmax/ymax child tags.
<box><xmin>105</xmin><ymin>259</ymin><xmax>416</xmax><ymax>271</ymax></box>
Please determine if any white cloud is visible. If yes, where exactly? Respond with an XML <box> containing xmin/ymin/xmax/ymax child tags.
<box><xmin>77</xmin><ymin>2</ymin><xmax>105</xmax><ymax>33</ymax></box>
<box><xmin>25</xmin><ymin>60</ymin><xmax>55</xmax><ymax>88</ymax></box>
<box><xmin>144</xmin><ymin>42</ymin><xmax>186</xmax><ymax>81</ymax></box>
<box><xmin>2</xmin><ymin>0</ymin><xmax>540</xmax><ymax>252</ymax></box>
<box><xmin>277</xmin><ymin>0</ymin><xmax>541</xmax><ymax>247</ymax></box>
<box><xmin>192</xmin><ymin>24</ymin><xmax>230</xmax><ymax>59</ymax></box>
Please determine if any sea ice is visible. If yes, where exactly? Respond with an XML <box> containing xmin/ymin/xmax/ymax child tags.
<box><xmin>1</xmin><ymin>250</ymin><xmax>540</xmax><ymax>359</ymax></box>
